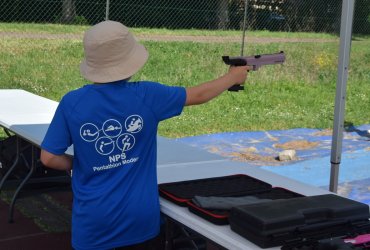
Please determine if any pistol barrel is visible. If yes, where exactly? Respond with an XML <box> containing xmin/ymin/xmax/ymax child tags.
<box><xmin>223</xmin><ymin>51</ymin><xmax>285</xmax><ymax>69</ymax></box>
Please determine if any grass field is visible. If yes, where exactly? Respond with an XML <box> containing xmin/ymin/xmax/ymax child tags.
<box><xmin>0</xmin><ymin>23</ymin><xmax>369</xmax><ymax>138</ymax></box>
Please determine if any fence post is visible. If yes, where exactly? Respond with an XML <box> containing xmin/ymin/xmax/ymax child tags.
<box><xmin>241</xmin><ymin>0</ymin><xmax>248</xmax><ymax>56</ymax></box>
<box><xmin>105</xmin><ymin>0</ymin><xmax>110</xmax><ymax>21</ymax></box>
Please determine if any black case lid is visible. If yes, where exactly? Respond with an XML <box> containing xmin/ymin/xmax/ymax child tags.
<box><xmin>230</xmin><ymin>194</ymin><xmax>370</xmax><ymax>234</ymax></box>
<box><xmin>159</xmin><ymin>174</ymin><xmax>272</xmax><ymax>202</ymax></box>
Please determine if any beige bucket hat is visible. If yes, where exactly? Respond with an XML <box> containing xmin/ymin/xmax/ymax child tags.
<box><xmin>80</xmin><ymin>21</ymin><xmax>148</xmax><ymax>83</ymax></box>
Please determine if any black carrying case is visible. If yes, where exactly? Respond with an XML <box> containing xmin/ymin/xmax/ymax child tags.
<box><xmin>281</xmin><ymin>221</ymin><xmax>370</xmax><ymax>250</ymax></box>
<box><xmin>158</xmin><ymin>174</ymin><xmax>304</xmax><ymax>225</ymax></box>
<box><xmin>229</xmin><ymin>194</ymin><xmax>370</xmax><ymax>249</ymax></box>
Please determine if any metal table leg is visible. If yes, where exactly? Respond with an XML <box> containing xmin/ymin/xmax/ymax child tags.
<box><xmin>0</xmin><ymin>136</ymin><xmax>20</xmax><ymax>192</ymax></box>
<box><xmin>8</xmin><ymin>144</ymin><xmax>36</xmax><ymax>223</ymax></box>
<box><xmin>165</xmin><ymin>217</ymin><xmax>175</xmax><ymax>250</ymax></box>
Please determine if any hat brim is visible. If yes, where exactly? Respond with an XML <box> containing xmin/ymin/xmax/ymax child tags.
<box><xmin>80</xmin><ymin>43</ymin><xmax>148</xmax><ymax>83</ymax></box>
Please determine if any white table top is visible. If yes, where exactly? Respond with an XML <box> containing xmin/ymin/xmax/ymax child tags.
<box><xmin>0</xmin><ymin>89</ymin><xmax>331</xmax><ymax>250</ymax></box>
<box><xmin>0</xmin><ymin>89</ymin><xmax>58</xmax><ymax>145</ymax></box>
<box><xmin>0</xmin><ymin>89</ymin><xmax>74</xmax><ymax>153</ymax></box>
<box><xmin>0</xmin><ymin>89</ymin><xmax>58</xmax><ymax>126</ymax></box>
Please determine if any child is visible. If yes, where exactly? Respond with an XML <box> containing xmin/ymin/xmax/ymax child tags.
<box><xmin>40</xmin><ymin>20</ymin><xmax>249</xmax><ymax>250</ymax></box>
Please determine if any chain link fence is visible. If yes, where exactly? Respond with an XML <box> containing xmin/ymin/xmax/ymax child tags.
<box><xmin>0</xmin><ymin>1</ymin><xmax>369</xmax><ymax>87</ymax></box>
<box><xmin>0</xmin><ymin>0</ymin><xmax>369</xmax><ymax>90</ymax></box>
<box><xmin>0</xmin><ymin>0</ymin><xmax>369</xmax><ymax>37</ymax></box>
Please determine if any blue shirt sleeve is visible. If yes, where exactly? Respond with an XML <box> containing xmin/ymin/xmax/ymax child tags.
<box><xmin>41</xmin><ymin>97</ymin><xmax>72</xmax><ymax>155</ymax></box>
<box><xmin>142</xmin><ymin>82</ymin><xmax>186</xmax><ymax>121</ymax></box>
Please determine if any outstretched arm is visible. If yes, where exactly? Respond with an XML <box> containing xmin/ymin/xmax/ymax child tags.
<box><xmin>40</xmin><ymin>149</ymin><xmax>73</xmax><ymax>171</ymax></box>
<box><xmin>185</xmin><ymin>65</ymin><xmax>250</xmax><ymax>106</ymax></box>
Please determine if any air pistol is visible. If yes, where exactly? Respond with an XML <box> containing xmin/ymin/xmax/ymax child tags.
<box><xmin>222</xmin><ymin>51</ymin><xmax>285</xmax><ymax>91</ymax></box>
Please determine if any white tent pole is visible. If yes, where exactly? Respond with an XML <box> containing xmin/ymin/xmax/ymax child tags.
<box><xmin>329</xmin><ymin>0</ymin><xmax>355</xmax><ymax>193</ymax></box>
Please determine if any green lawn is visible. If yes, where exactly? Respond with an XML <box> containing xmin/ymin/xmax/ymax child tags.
<box><xmin>0</xmin><ymin>23</ymin><xmax>369</xmax><ymax>138</ymax></box>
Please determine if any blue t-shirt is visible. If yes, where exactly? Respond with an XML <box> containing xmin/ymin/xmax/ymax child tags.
<box><xmin>41</xmin><ymin>80</ymin><xmax>186</xmax><ymax>250</ymax></box>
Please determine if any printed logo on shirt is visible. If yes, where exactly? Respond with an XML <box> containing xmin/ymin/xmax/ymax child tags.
<box><xmin>80</xmin><ymin>123</ymin><xmax>100</xmax><ymax>142</ymax></box>
<box><xmin>79</xmin><ymin>114</ymin><xmax>143</xmax><ymax>171</ymax></box>
<box><xmin>102</xmin><ymin>119</ymin><xmax>122</xmax><ymax>138</ymax></box>
<box><xmin>116</xmin><ymin>133</ymin><xmax>135</xmax><ymax>151</ymax></box>
<box><xmin>95</xmin><ymin>137</ymin><xmax>115</xmax><ymax>155</ymax></box>
<box><xmin>125</xmin><ymin>115</ymin><xmax>143</xmax><ymax>133</ymax></box>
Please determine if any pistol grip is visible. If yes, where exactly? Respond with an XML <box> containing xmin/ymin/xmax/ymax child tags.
<box><xmin>222</xmin><ymin>56</ymin><xmax>247</xmax><ymax>66</ymax></box>
<box><xmin>228</xmin><ymin>85</ymin><xmax>244</xmax><ymax>92</ymax></box>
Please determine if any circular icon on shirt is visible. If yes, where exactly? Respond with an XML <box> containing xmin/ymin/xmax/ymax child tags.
<box><xmin>125</xmin><ymin>115</ymin><xmax>143</xmax><ymax>133</ymax></box>
<box><xmin>102</xmin><ymin>119</ymin><xmax>122</xmax><ymax>138</ymax></box>
<box><xmin>95</xmin><ymin>137</ymin><xmax>115</xmax><ymax>155</ymax></box>
<box><xmin>116</xmin><ymin>133</ymin><xmax>135</xmax><ymax>152</ymax></box>
<box><xmin>80</xmin><ymin>123</ymin><xmax>100</xmax><ymax>142</ymax></box>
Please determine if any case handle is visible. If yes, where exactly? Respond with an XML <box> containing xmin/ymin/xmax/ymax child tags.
<box><xmin>296</xmin><ymin>219</ymin><xmax>349</xmax><ymax>232</ymax></box>
<box><xmin>300</xmin><ymin>207</ymin><xmax>333</xmax><ymax>224</ymax></box>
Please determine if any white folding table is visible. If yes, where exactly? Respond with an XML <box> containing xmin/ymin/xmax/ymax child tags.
<box><xmin>0</xmin><ymin>89</ymin><xmax>71</xmax><ymax>222</ymax></box>
<box><xmin>0</xmin><ymin>89</ymin><xmax>331</xmax><ymax>249</ymax></box>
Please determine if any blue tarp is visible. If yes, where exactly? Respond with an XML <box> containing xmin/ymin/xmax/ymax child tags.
<box><xmin>176</xmin><ymin>124</ymin><xmax>370</xmax><ymax>205</ymax></box>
